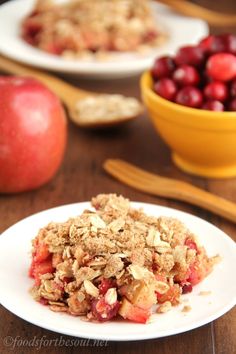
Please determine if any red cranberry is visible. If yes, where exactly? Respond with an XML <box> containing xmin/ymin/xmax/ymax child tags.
<box><xmin>220</xmin><ymin>34</ymin><xmax>236</xmax><ymax>55</ymax></box>
<box><xmin>175</xmin><ymin>46</ymin><xmax>205</xmax><ymax>67</ymax></box>
<box><xmin>182</xmin><ymin>284</ymin><xmax>193</xmax><ymax>294</ymax></box>
<box><xmin>151</xmin><ymin>56</ymin><xmax>176</xmax><ymax>80</ymax></box>
<box><xmin>204</xmin><ymin>81</ymin><xmax>228</xmax><ymax>102</ymax></box>
<box><xmin>63</xmin><ymin>277</ymin><xmax>73</xmax><ymax>284</ymax></box>
<box><xmin>229</xmin><ymin>98</ymin><xmax>236</xmax><ymax>111</ymax></box>
<box><xmin>153</xmin><ymin>78</ymin><xmax>177</xmax><ymax>101</ymax></box>
<box><xmin>202</xmin><ymin>100</ymin><xmax>224</xmax><ymax>111</ymax></box>
<box><xmin>39</xmin><ymin>297</ymin><xmax>49</xmax><ymax>305</ymax></box>
<box><xmin>199</xmin><ymin>35</ymin><xmax>225</xmax><ymax>55</ymax></box>
<box><xmin>206</xmin><ymin>53</ymin><xmax>236</xmax><ymax>81</ymax></box>
<box><xmin>185</xmin><ymin>238</ymin><xmax>197</xmax><ymax>251</ymax></box>
<box><xmin>91</xmin><ymin>297</ymin><xmax>120</xmax><ymax>322</ymax></box>
<box><xmin>172</xmin><ymin>65</ymin><xmax>200</xmax><ymax>87</ymax></box>
<box><xmin>230</xmin><ymin>79</ymin><xmax>236</xmax><ymax>97</ymax></box>
<box><xmin>99</xmin><ymin>278</ymin><xmax>115</xmax><ymax>295</ymax></box>
<box><xmin>143</xmin><ymin>30</ymin><xmax>158</xmax><ymax>42</ymax></box>
<box><xmin>175</xmin><ymin>86</ymin><xmax>203</xmax><ymax>108</ymax></box>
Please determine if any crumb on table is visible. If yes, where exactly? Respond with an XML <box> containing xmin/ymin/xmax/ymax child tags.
<box><xmin>181</xmin><ymin>305</ymin><xmax>191</xmax><ymax>313</ymax></box>
<box><xmin>198</xmin><ymin>291</ymin><xmax>212</xmax><ymax>296</ymax></box>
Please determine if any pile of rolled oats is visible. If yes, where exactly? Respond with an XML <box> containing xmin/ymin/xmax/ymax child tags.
<box><xmin>72</xmin><ymin>94</ymin><xmax>143</xmax><ymax>127</ymax></box>
<box><xmin>22</xmin><ymin>0</ymin><xmax>165</xmax><ymax>59</ymax></box>
<box><xmin>29</xmin><ymin>194</ymin><xmax>219</xmax><ymax>323</ymax></box>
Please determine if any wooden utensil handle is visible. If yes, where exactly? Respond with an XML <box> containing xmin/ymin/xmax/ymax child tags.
<box><xmin>157</xmin><ymin>0</ymin><xmax>236</xmax><ymax>26</ymax></box>
<box><xmin>104</xmin><ymin>159</ymin><xmax>236</xmax><ymax>224</ymax></box>
<box><xmin>0</xmin><ymin>55</ymin><xmax>88</xmax><ymax>102</ymax></box>
<box><xmin>167</xmin><ymin>181</ymin><xmax>236</xmax><ymax>223</ymax></box>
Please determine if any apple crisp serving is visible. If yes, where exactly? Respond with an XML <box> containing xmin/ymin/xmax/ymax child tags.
<box><xmin>22</xmin><ymin>0</ymin><xmax>165</xmax><ymax>59</ymax></box>
<box><xmin>29</xmin><ymin>194</ymin><xmax>219</xmax><ymax>323</ymax></box>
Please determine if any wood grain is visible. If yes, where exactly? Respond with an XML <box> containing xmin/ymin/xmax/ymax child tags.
<box><xmin>156</xmin><ymin>0</ymin><xmax>236</xmax><ymax>26</ymax></box>
<box><xmin>103</xmin><ymin>158</ymin><xmax>236</xmax><ymax>223</ymax></box>
<box><xmin>0</xmin><ymin>1</ymin><xmax>235</xmax><ymax>354</ymax></box>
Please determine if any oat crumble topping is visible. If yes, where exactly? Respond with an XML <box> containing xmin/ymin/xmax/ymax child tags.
<box><xmin>181</xmin><ymin>305</ymin><xmax>192</xmax><ymax>313</ymax></box>
<box><xmin>29</xmin><ymin>194</ymin><xmax>219</xmax><ymax>323</ymax></box>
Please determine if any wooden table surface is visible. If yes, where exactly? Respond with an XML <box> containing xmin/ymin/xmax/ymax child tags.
<box><xmin>0</xmin><ymin>1</ymin><xmax>236</xmax><ymax>353</ymax></box>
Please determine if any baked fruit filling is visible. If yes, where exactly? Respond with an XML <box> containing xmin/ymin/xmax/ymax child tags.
<box><xmin>29</xmin><ymin>194</ymin><xmax>218</xmax><ymax>323</ymax></box>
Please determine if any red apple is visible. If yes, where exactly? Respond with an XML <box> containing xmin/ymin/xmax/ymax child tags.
<box><xmin>0</xmin><ymin>76</ymin><xmax>67</xmax><ymax>193</ymax></box>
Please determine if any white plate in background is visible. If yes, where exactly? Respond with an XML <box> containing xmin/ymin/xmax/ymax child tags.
<box><xmin>0</xmin><ymin>0</ymin><xmax>209</xmax><ymax>78</ymax></box>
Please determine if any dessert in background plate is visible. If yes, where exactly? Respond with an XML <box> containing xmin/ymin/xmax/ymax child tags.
<box><xmin>22</xmin><ymin>0</ymin><xmax>165</xmax><ymax>60</ymax></box>
<box><xmin>0</xmin><ymin>0</ymin><xmax>208</xmax><ymax>77</ymax></box>
<box><xmin>29</xmin><ymin>194</ymin><xmax>219</xmax><ymax>323</ymax></box>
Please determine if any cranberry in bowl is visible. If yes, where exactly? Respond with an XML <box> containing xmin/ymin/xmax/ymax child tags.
<box><xmin>140</xmin><ymin>34</ymin><xmax>236</xmax><ymax>178</ymax></box>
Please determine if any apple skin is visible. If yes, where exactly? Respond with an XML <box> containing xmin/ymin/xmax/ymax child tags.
<box><xmin>0</xmin><ymin>76</ymin><xmax>67</xmax><ymax>193</ymax></box>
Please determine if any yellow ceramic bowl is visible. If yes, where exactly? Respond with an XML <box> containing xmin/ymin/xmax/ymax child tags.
<box><xmin>141</xmin><ymin>71</ymin><xmax>236</xmax><ymax>178</ymax></box>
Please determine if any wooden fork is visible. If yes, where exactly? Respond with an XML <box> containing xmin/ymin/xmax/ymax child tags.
<box><xmin>103</xmin><ymin>159</ymin><xmax>236</xmax><ymax>223</ymax></box>
<box><xmin>157</xmin><ymin>0</ymin><xmax>236</xmax><ymax>27</ymax></box>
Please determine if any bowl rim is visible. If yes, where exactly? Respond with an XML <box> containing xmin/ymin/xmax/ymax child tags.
<box><xmin>141</xmin><ymin>71</ymin><xmax>236</xmax><ymax>120</ymax></box>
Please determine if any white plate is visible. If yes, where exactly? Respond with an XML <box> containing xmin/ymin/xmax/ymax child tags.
<box><xmin>0</xmin><ymin>0</ymin><xmax>209</xmax><ymax>78</ymax></box>
<box><xmin>0</xmin><ymin>201</ymin><xmax>235</xmax><ymax>341</ymax></box>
